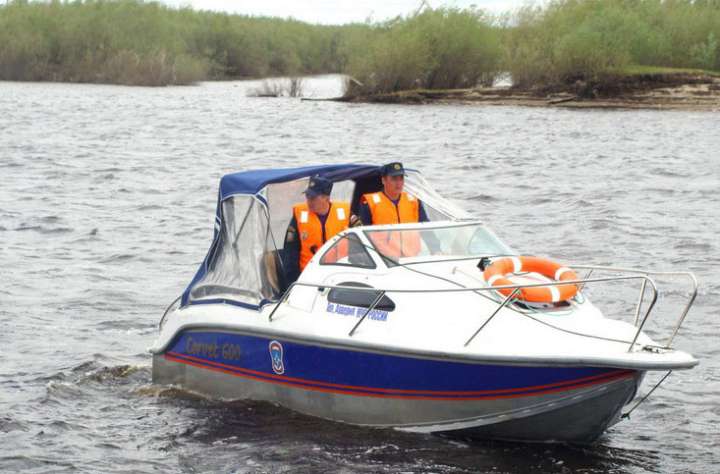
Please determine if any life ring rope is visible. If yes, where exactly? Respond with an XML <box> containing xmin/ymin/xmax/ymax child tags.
<box><xmin>482</xmin><ymin>256</ymin><xmax>579</xmax><ymax>303</ymax></box>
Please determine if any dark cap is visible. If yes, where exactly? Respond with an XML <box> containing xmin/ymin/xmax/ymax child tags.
<box><xmin>380</xmin><ymin>162</ymin><xmax>406</xmax><ymax>177</ymax></box>
<box><xmin>303</xmin><ymin>175</ymin><xmax>333</xmax><ymax>198</ymax></box>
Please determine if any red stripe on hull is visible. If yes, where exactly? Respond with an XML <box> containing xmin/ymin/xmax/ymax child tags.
<box><xmin>163</xmin><ymin>352</ymin><xmax>636</xmax><ymax>401</ymax></box>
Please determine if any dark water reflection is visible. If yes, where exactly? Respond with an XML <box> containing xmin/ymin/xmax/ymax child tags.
<box><xmin>1</xmin><ymin>76</ymin><xmax>719</xmax><ymax>473</ymax></box>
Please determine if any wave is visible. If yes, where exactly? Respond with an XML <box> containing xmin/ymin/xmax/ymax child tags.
<box><xmin>99</xmin><ymin>254</ymin><xmax>136</xmax><ymax>263</ymax></box>
<box><xmin>14</xmin><ymin>225</ymin><xmax>74</xmax><ymax>234</ymax></box>
<box><xmin>0</xmin><ymin>416</ymin><xmax>28</xmax><ymax>434</ymax></box>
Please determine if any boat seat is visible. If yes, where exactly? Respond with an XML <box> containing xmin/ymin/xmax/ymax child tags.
<box><xmin>261</xmin><ymin>250</ymin><xmax>287</xmax><ymax>299</ymax></box>
<box><xmin>350</xmin><ymin>175</ymin><xmax>383</xmax><ymax>215</ymax></box>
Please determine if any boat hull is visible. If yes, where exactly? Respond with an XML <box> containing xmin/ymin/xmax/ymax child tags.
<box><xmin>152</xmin><ymin>329</ymin><xmax>641</xmax><ymax>443</ymax></box>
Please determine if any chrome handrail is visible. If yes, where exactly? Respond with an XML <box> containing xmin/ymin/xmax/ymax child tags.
<box><xmin>267</xmin><ymin>274</ymin><xmax>661</xmax><ymax>350</ymax></box>
<box><xmin>569</xmin><ymin>265</ymin><xmax>698</xmax><ymax>348</ymax></box>
<box><xmin>628</xmin><ymin>280</ymin><xmax>659</xmax><ymax>351</ymax></box>
<box><xmin>268</xmin><ymin>281</ymin><xmax>298</xmax><ymax>322</ymax></box>
<box><xmin>170</xmin><ymin>264</ymin><xmax>695</xmax><ymax>352</ymax></box>
<box><xmin>349</xmin><ymin>290</ymin><xmax>386</xmax><ymax>337</ymax></box>
<box><xmin>159</xmin><ymin>295</ymin><xmax>182</xmax><ymax>330</ymax></box>
<box><xmin>634</xmin><ymin>279</ymin><xmax>648</xmax><ymax>327</ymax></box>
<box><xmin>666</xmin><ymin>272</ymin><xmax>698</xmax><ymax>347</ymax></box>
<box><xmin>277</xmin><ymin>276</ymin><xmax>649</xmax><ymax>295</ymax></box>
<box><xmin>464</xmin><ymin>288</ymin><xmax>520</xmax><ymax>347</ymax></box>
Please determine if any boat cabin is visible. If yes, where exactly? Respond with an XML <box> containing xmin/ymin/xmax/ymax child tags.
<box><xmin>180</xmin><ymin>164</ymin><xmax>477</xmax><ymax>310</ymax></box>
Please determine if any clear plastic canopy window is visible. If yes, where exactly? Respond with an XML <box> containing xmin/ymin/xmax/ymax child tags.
<box><xmin>187</xmin><ymin>171</ymin><xmax>468</xmax><ymax>308</ymax></box>
<box><xmin>365</xmin><ymin>223</ymin><xmax>513</xmax><ymax>263</ymax></box>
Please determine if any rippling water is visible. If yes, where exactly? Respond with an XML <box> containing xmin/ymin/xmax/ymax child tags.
<box><xmin>2</xmin><ymin>76</ymin><xmax>719</xmax><ymax>473</ymax></box>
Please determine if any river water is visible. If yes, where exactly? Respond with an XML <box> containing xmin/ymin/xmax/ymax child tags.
<box><xmin>1</xmin><ymin>76</ymin><xmax>719</xmax><ymax>473</ymax></box>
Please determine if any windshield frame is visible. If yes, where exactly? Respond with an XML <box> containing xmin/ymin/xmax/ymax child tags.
<box><xmin>362</xmin><ymin>220</ymin><xmax>515</xmax><ymax>266</ymax></box>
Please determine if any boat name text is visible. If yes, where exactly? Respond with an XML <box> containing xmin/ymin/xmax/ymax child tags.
<box><xmin>185</xmin><ymin>336</ymin><xmax>242</xmax><ymax>360</ymax></box>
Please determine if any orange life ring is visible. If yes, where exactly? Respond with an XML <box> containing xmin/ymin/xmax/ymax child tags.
<box><xmin>483</xmin><ymin>256</ymin><xmax>579</xmax><ymax>303</ymax></box>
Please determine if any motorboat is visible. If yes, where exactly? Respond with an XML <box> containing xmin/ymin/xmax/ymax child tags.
<box><xmin>151</xmin><ymin>164</ymin><xmax>699</xmax><ymax>443</ymax></box>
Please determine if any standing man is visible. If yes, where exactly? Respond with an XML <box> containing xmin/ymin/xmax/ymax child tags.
<box><xmin>283</xmin><ymin>176</ymin><xmax>353</xmax><ymax>283</ymax></box>
<box><xmin>359</xmin><ymin>162</ymin><xmax>431</xmax><ymax>258</ymax></box>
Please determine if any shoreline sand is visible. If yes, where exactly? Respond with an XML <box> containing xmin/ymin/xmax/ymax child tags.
<box><xmin>334</xmin><ymin>73</ymin><xmax>720</xmax><ymax>111</ymax></box>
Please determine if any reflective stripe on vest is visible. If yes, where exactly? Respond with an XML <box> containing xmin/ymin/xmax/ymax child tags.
<box><xmin>293</xmin><ymin>202</ymin><xmax>351</xmax><ymax>271</ymax></box>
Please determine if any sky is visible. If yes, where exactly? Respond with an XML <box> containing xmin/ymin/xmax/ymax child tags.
<box><xmin>162</xmin><ymin>0</ymin><xmax>530</xmax><ymax>25</ymax></box>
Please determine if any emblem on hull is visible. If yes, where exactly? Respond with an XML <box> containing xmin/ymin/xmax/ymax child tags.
<box><xmin>269</xmin><ymin>340</ymin><xmax>285</xmax><ymax>374</ymax></box>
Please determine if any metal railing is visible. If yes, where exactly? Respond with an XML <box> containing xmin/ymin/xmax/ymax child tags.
<box><xmin>265</xmin><ymin>265</ymin><xmax>698</xmax><ymax>352</ymax></box>
<box><xmin>569</xmin><ymin>265</ymin><xmax>698</xmax><ymax>348</ymax></box>
<box><xmin>160</xmin><ymin>295</ymin><xmax>182</xmax><ymax>330</ymax></box>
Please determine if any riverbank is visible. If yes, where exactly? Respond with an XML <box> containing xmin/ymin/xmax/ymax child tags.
<box><xmin>339</xmin><ymin>71</ymin><xmax>720</xmax><ymax>111</ymax></box>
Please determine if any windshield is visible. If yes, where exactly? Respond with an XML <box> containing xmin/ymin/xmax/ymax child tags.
<box><xmin>364</xmin><ymin>223</ymin><xmax>513</xmax><ymax>263</ymax></box>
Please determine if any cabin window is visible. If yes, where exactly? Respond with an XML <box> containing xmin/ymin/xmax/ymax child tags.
<box><xmin>189</xmin><ymin>195</ymin><xmax>274</xmax><ymax>304</ymax></box>
<box><xmin>328</xmin><ymin>282</ymin><xmax>396</xmax><ymax>311</ymax></box>
<box><xmin>320</xmin><ymin>234</ymin><xmax>376</xmax><ymax>269</ymax></box>
<box><xmin>264</xmin><ymin>179</ymin><xmax>357</xmax><ymax>252</ymax></box>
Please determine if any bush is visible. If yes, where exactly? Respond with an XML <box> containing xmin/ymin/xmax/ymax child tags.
<box><xmin>247</xmin><ymin>77</ymin><xmax>305</xmax><ymax>97</ymax></box>
<box><xmin>0</xmin><ymin>0</ymin><xmax>344</xmax><ymax>85</ymax></box>
<box><xmin>345</xmin><ymin>19</ymin><xmax>435</xmax><ymax>95</ymax></box>
<box><xmin>690</xmin><ymin>33</ymin><xmax>718</xmax><ymax>71</ymax></box>
<box><xmin>1</xmin><ymin>0</ymin><xmax>718</xmax><ymax>88</ymax></box>
<box><xmin>503</xmin><ymin>0</ymin><xmax>720</xmax><ymax>88</ymax></box>
<box><xmin>344</xmin><ymin>8</ymin><xmax>503</xmax><ymax>95</ymax></box>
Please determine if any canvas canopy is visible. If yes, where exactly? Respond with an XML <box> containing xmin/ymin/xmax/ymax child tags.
<box><xmin>181</xmin><ymin>164</ymin><xmax>469</xmax><ymax>310</ymax></box>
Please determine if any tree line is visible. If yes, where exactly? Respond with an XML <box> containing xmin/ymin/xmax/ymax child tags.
<box><xmin>0</xmin><ymin>0</ymin><xmax>718</xmax><ymax>90</ymax></box>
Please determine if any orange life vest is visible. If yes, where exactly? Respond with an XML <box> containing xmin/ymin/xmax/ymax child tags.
<box><xmin>293</xmin><ymin>201</ymin><xmax>350</xmax><ymax>271</ymax></box>
<box><xmin>361</xmin><ymin>192</ymin><xmax>421</xmax><ymax>258</ymax></box>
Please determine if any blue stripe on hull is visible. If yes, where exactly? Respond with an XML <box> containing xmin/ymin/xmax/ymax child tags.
<box><xmin>165</xmin><ymin>330</ymin><xmax>635</xmax><ymax>400</ymax></box>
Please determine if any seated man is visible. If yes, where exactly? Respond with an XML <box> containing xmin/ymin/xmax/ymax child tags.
<box><xmin>283</xmin><ymin>176</ymin><xmax>356</xmax><ymax>283</ymax></box>
<box><xmin>359</xmin><ymin>162</ymin><xmax>433</xmax><ymax>258</ymax></box>
<box><xmin>359</xmin><ymin>162</ymin><xmax>430</xmax><ymax>226</ymax></box>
